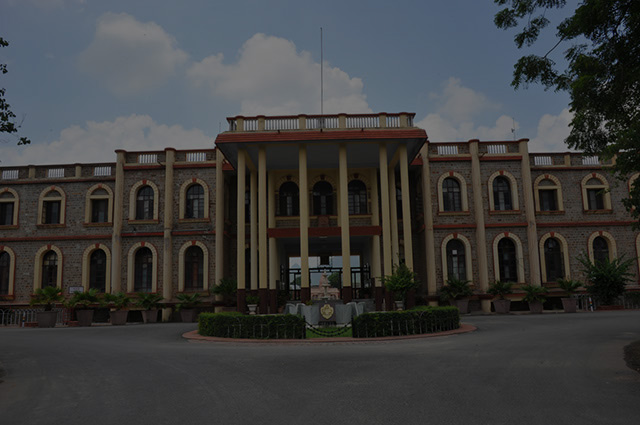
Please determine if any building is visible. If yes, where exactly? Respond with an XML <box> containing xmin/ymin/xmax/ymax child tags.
<box><xmin>1</xmin><ymin>112</ymin><xmax>639</xmax><ymax>318</ymax></box>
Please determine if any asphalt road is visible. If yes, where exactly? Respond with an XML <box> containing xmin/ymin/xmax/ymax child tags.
<box><xmin>1</xmin><ymin>311</ymin><xmax>639</xmax><ymax>425</ymax></box>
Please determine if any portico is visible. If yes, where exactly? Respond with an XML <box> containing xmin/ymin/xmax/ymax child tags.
<box><xmin>214</xmin><ymin>113</ymin><xmax>426</xmax><ymax>312</ymax></box>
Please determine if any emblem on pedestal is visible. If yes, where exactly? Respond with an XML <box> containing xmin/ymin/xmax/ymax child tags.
<box><xmin>320</xmin><ymin>303</ymin><xmax>334</xmax><ymax>320</ymax></box>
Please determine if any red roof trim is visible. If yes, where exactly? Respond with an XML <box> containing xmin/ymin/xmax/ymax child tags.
<box><xmin>216</xmin><ymin>129</ymin><xmax>427</xmax><ymax>144</ymax></box>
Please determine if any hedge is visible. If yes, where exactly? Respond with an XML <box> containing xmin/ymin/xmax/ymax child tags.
<box><xmin>198</xmin><ymin>312</ymin><xmax>306</xmax><ymax>339</ymax></box>
<box><xmin>351</xmin><ymin>306</ymin><xmax>460</xmax><ymax>338</ymax></box>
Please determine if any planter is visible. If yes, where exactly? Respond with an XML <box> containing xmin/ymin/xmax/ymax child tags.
<box><xmin>492</xmin><ymin>299</ymin><xmax>511</xmax><ymax>314</ymax></box>
<box><xmin>247</xmin><ymin>304</ymin><xmax>258</xmax><ymax>315</ymax></box>
<box><xmin>141</xmin><ymin>310</ymin><xmax>158</xmax><ymax>323</ymax></box>
<box><xmin>75</xmin><ymin>309</ymin><xmax>94</xmax><ymax>327</ymax></box>
<box><xmin>36</xmin><ymin>311</ymin><xmax>58</xmax><ymax>328</ymax></box>
<box><xmin>109</xmin><ymin>310</ymin><xmax>128</xmax><ymax>325</ymax></box>
<box><xmin>180</xmin><ymin>309</ymin><xmax>197</xmax><ymax>323</ymax></box>
<box><xmin>453</xmin><ymin>299</ymin><xmax>470</xmax><ymax>314</ymax></box>
<box><xmin>528</xmin><ymin>301</ymin><xmax>544</xmax><ymax>314</ymax></box>
<box><xmin>561</xmin><ymin>298</ymin><xmax>578</xmax><ymax>313</ymax></box>
<box><xmin>394</xmin><ymin>300</ymin><xmax>404</xmax><ymax>311</ymax></box>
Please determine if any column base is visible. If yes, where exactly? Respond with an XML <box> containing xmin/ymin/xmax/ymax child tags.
<box><xmin>341</xmin><ymin>287</ymin><xmax>352</xmax><ymax>303</ymax></box>
<box><xmin>237</xmin><ymin>289</ymin><xmax>246</xmax><ymax>314</ymax></box>
<box><xmin>259</xmin><ymin>288</ymin><xmax>268</xmax><ymax>314</ymax></box>
<box><xmin>374</xmin><ymin>286</ymin><xmax>384</xmax><ymax>311</ymax></box>
<box><xmin>481</xmin><ymin>299</ymin><xmax>491</xmax><ymax>313</ymax></box>
<box><xmin>161</xmin><ymin>307</ymin><xmax>172</xmax><ymax>322</ymax></box>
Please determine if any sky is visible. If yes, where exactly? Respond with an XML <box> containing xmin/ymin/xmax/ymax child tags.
<box><xmin>0</xmin><ymin>0</ymin><xmax>578</xmax><ymax>166</ymax></box>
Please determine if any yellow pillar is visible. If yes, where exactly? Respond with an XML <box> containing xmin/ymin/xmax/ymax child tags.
<box><xmin>420</xmin><ymin>145</ymin><xmax>437</xmax><ymax>306</ymax></box>
<box><xmin>470</xmin><ymin>140</ymin><xmax>490</xmax><ymax>312</ymax></box>
<box><xmin>398</xmin><ymin>145</ymin><xmax>413</xmax><ymax>269</ymax></box>
<box><xmin>111</xmin><ymin>150</ymin><xmax>126</xmax><ymax>294</ymax></box>
<box><xmin>389</xmin><ymin>166</ymin><xmax>400</xmax><ymax>265</ymax></box>
<box><xmin>215</xmin><ymin>149</ymin><xmax>225</xmax><ymax>289</ymax></box>
<box><xmin>370</xmin><ymin>168</ymin><xmax>381</xmax><ymax>282</ymax></box>
<box><xmin>338</xmin><ymin>144</ymin><xmax>352</xmax><ymax>301</ymax></box>
<box><xmin>299</xmin><ymin>145</ymin><xmax>310</xmax><ymax>301</ymax></box>
<box><xmin>520</xmin><ymin>139</ymin><xmax>542</xmax><ymax>286</ymax></box>
<box><xmin>268</xmin><ymin>171</ymin><xmax>278</xmax><ymax>312</ymax></box>
<box><xmin>250</xmin><ymin>171</ymin><xmax>258</xmax><ymax>292</ymax></box>
<box><xmin>258</xmin><ymin>147</ymin><xmax>268</xmax><ymax>312</ymax></box>
<box><xmin>162</xmin><ymin>148</ymin><xmax>175</xmax><ymax>321</ymax></box>
<box><xmin>379</xmin><ymin>144</ymin><xmax>392</xmax><ymax>277</ymax></box>
<box><xmin>236</xmin><ymin>150</ymin><xmax>246</xmax><ymax>310</ymax></box>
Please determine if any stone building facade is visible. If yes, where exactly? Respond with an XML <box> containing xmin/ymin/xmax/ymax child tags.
<box><xmin>1</xmin><ymin>112</ymin><xmax>638</xmax><ymax>317</ymax></box>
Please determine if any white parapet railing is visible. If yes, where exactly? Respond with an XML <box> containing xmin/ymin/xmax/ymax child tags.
<box><xmin>265</xmin><ymin>117</ymin><xmax>299</xmax><ymax>130</ymax></box>
<box><xmin>1</xmin><ymin>169</ymin><xmax>19</xmax><ymax>180</ymax></box>
<box><xmin>244</xmin><ymin>118</ymin><xmax>258</xmax><ymax>131</ymax></box>
<box><xmin>387</xmin><ymin>115</ymin><xmax>400</xmax><ymax>128</ymax></box>
<box><xmin>138</xmin><ymin>153</ymin><xmax>158</xmax><ymax>164</ymax></box>
<box><xmin>186</xmin><ymin>152</ymin><xmax>208</xmax><ymax>162</ymax></box>
<box><xmin>487</xmin><ymin>144</ymin><xmax>507</xmax><ymax>154</ymax></box>
<box><xmin>227</xmin><ymin>113</ymin><xmax>414</xmax><ymax>132</ymax></box>
<box><xmin>346</xmin><ymin>115</ymin><xmax>379</xmax><ymax>128</ymax></box>
<box><xmin>533</xmin><ymin>155</ymin><xmax>553</xmax><ymax>166</ymax></box>
<box><xmin>582</xmin><ymin>156</ymin><xmax>600</xmax><ymax>165</ymax></box>
<box><xmin>93</xmin><ymin>166</ymin><xmax>112</xmax><ymax>177</ymax></box>
<box><xmin>307</xmin><ymin>116</ymin><xmax>339</xmax><ymax>129</ymax></box>
<box><xmin>47</xmin><ymin>168</ymin><xmax>65</xmax><ymax>178</ymax></box>
<box><xmin>437</xmin><ymin>145</ymin><xmax>459</xmax><ymax>155</ymax></box>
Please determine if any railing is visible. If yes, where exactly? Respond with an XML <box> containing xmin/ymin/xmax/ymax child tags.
<box><xmin>1</xmin><ymin>169</ymin><xmax>19</xmax><ymax>180</ymax></box>
<box><xmin>244</xmin><ymin>119</ymin><xmax>258</xmax><ymax>131</ymax></box>
<box><xmin>186</xmin><ymin>152</ymin><xmax>208</xmax><ymax>162</ymax></box>
<box><xmin>487</xmin><ymin>144</ymin><xmax>507</xmax><ymax>154</ymax></box>
<box><xmin>387</xmin><ymin>115</ymin><xmax>400</xmax><ymax>128</ymax></box>
<box><xmin>1</xmin><ymin>308</ymin><xmax>68</xmax><ymax>326</ymax></box>
<box><xmin>138</xmin><ymin>153</ymin><xmax>158</xmax><ymax>164</ymax></box>
<box><xmin>533</xmin><ymin>155</ymin><xmax>553</xmax><ymax>166</ymax></box>
<box><xmin>307</xmin><ymin>116</ymin><xmax>339</xmax><ymax>129</ymax></box>
<box><xmin>574</xmin><ymin>293</ymin><xmax>640</xmax><ymax>311</ymax></box>
<box><xmin>582</xmin><ymin>156</ymin><xmax>600</xmax><ymax>165</ymax></box>
<box><xmin>47</xmin><ymin>168</ymin><xmax>65</xmax><ymax>178</ymax></box>
<box><xmin>265</xmin><ymin>117</ymin><xmax>299</xmax><ymax>130</ymax></box>
<box><xmin>346</xmin><ymin>115</ymin><xmax>379</xmax><ymax>128</ymax></box>
<box><xmin>437</xmin><ymin>145</ymin><xmax>459</xmax><ymax>155</ymax></box>
<box><xmin>227</xmin><ymin>113</ymin><xmax>416</xmax><ymax>132</ymax></box>
<box><xmin>93</xmin><ymin>166</ymin><xmax>111</xmax><ymax>176</ymax></box>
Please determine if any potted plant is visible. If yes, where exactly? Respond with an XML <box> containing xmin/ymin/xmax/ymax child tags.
<box><xmin>557</xmin><ymin>278</ymin><xmax>582</xmax><ymax>313</ymax></box>
<box><xmin>578</xmin><ymin>254</ymin><xmax>634</xmax><ymax>310</ymax></box>
<box><xmin>210</xmin><ymin>277</ymin><xmax>237</xmax><ymax>309</ymax></box>
<box><xmin>381</xmin><ymin>263</ymin><xmax>420</xmax><ymax>311</ymax></box>
<box><xmin>30</xmin><ymin>286</ymin><xmax>64</xmax><ymax>328</ymax></box>
<box><xmin>521</xmin><ymin>284</ymin><xmax>548</xmax><ymax>314</ymax></box>
<box><xmin>245</xmin><ymin>294</ymin><xmax>260</xmax><ymax>315</ymax></box>
<box><xmin>104</xmin><ymin>292</ymin><xmax>131</xmax><ymax>325</ymax></box>
<box><xmin>440</xmin><ymin>277</ymin><xmax>473</xmax><ymax>314</ymax></box>
<box><xmin>135</xmin><ymin>293</ymin><xmax>164</xmax><ymax>323</ymax></box>
<box><xmin>176</xmin><ymin>293</ymin><xmax>202</xmax><ymax>322</ymax></box>
<box><xmin>487</xmin><ymin>280</ymin><xmax>513</xmax><ymax>314</ymax></box>
<box><xmin>67</xmin><ymin>288</ymin><xmax>100</xmax><ymax>326</ymax></box>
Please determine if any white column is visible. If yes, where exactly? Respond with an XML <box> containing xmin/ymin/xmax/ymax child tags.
<box><xmin>162</xmin><ymin>148</ymin><xmax>175</xmax><ymax>322</ymax></box>
<box><xmin>398</xmin><ymin>145</ymin><xmax>413</xmax><ymax>269</ymax></box>
<box><xmin>520</xmin><ymin>139</ymin><xmax>541</xmax><ymax>286</ymax></box>
<box><xmin>236</xmin><ymin>151</ymin><xmax>246</xmax><ymax>295</ymax></box>
<box><xmin>389</xmin><ymin>166</ymin><xmax>400</xmax><ymax>265</ymax></box>
<box><xmin>379</xmin><ymin>144</ymin><xmax>392</xmax><ymax>277</ymax></box>
<box><xmin>420</xmin><ymin>145</ymin><xmax>437</xmax><ymax>305</ymax></box>
<box><xmin>215</xmin><ymin>149</ymin><xmax>225</xmax><ymax>289</ymax></box>
<box><xmin>250</xmin><ymin>171</ymin><xmax>258</xmax><ymax>292</ymax></box>
<box><xmin>339</xmin><ymin>144</ymin><xmax>352</xmax><ymax>295</ymax></box>
<box><xmin>470</xmin><ymin>140</ymin><xmax>490</xmax><ymax>313</ymax></box>
<box><xmin>298</xmin><ymin>146</ymin><xmax>310</xmax><ymax>298</ymax></box>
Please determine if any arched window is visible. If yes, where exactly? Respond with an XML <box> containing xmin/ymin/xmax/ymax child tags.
<box><xmin>0</xmin><ymin>189</ymin><xmax>18</xmax><ymax>226</ymax></box>
<box><xmin>585</xmin><ymin>178</ymin><xmax>605</xmax><ymax>210</ymax></box>
<box><xmin>90</xmin><ymin>188</ymin><xmax>110</xmax><ymax>223</ymax></box>
<box><xmin>493</xmin><ymin>176</ymin><xmax>513</xmax><ymax>211</ymax></box>
<box><xmin>136</xmin><ymin>186</ymin><xmax>154</xmax><ymax>220</ymax></box>
<box><xmin>348</xmin><ymin>180</ymin><xmax>367</xmax><ymax>215</ymax></box>
<box><xmin>497</xmin><ymin>238</ymin><xmax>517</xmax><ymax>282</ymax></box>
<box><xmin>134</xmin><ymin>247</ymin><xmax>153</xmax><ymax>292</ymax></box>
<box><xmin>0</xmin><ymin>251</ymin><xmax>9</xmax><ymax>295</ymax></box>
<box><xmin>593</xmin><ymin>236</ymin><xmax>609</xmax><ymax>264</ymax></box>
<box><xmin>42</xmin><ymin>251</ymin><xmax>58</xmax><ymax>288</ymax></box>
<box><xmin>313</xmin><ymin>181</ymin><xmax>334</xmax><ymax>215</ymax></box>
<box><xmin>42</xmin><ymin>190</ymin><xmax>62</xmax><ymax>224</ymax></box>
<box><xmin>442</xmin><ymin>178</ymin><xmax>461</xmax><ymax>212</ymax></box>
<box><xmin>581</xmin><ymin>173</ymin><xmax>611</xmax><ymax>211</ymax></box>
<box><xmin>184</xmin><ymin>246</ymin><xmax>204</xmax><ymax>291</ymax></box>
<box><xmin>538</xmin><ymin>179</ymin><xmax>559</xmax><ymax>211</ymax></box>
<box><xmin>89</xmin><ymin>250</ymin><xmax>107</xmax><ymax>292</ymax></box>
<box><xmin>185</xmin><ymin>184</ymin><xmax>205</xmax><ymax>219</ymax></box>
<box><xmin>278</xmin><ymin>182</ymin><xmax>299</xmax><ymax>216</ymax></box>
<box><xmin>446</xmin><ymin>239</ymin><xmax>466</xmax><ymax>281</ymax></box>
<box><xmin>544</xmin><ymin>238</ymin><xmax>564</xmax><ymax>282</ymax></box>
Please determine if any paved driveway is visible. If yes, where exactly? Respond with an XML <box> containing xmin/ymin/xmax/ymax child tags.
<box><xmin>1</xmin><ymin>311</ymin><xmax>639</xmax><ymax>425</ymax></box>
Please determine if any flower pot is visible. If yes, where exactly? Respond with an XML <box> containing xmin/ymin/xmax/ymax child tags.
<box><xmin>454</xmin><ymin>299</ymin><xmax>470</xmax><ymax>314</ymax></box>
<box><xmin>492</xmin><ymin>299</ymin><xmax>511</xmax><ymax>314</ymax></box>
<box><xmin>247</xmin><ymin>304</ymin><xmax>258</xmax><ymax>315</ymax></box>
<box><xmin>561</xmin><ymin>298</ymin><xmax>578</xmax><ymax>313</ymax></box>
<box><xmin>528</xmin><ymin>301</ymin><xmax>543</xmax><ymax>314</ymax></box>
<box><xmin>141</xmin><ymin>309</ymin><xmax>158</xmax><ymax>323</ymax></box>
<box><xmin>180</xmin><ymin>309</ymin><xmax>197</xmax><ymax>322</ymax></box>
<box><xmin>76</xmin><ymin>309</ymin><xmax>94</xmax><ymax>326</ymax></box>
<box><xmin>109</xmin><ymin>310</ymin><xmax>128</xmax><ymax>325</ymax></box>
<box><xmin>36</xmin><ymin>311</ymin><xmax>58</xmax><ymax>328</ymax></box>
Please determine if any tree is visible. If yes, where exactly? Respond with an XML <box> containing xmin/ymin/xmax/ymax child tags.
<box><xmin>494</xmin><ymin>1</ymin><xmax>640</xmax><ymax>220</ymax></box>
<box><xmin>1</xmin><ymin>37</ymin><xmax>30</xmax><ymax>145</ymax></box>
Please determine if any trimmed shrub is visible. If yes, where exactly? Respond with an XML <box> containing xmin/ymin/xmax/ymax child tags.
<box><xmin>198</xmin><ymin>312</ymin><xmax>306</xmax><ymax>339</ymax></box>
<box><xmin>352</xmin><ymin>306</ymin><xmax>460</xmax><ymax>338</ymax></box>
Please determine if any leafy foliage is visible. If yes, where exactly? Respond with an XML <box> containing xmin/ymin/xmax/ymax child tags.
<box><xmin>198</xmin><ymin>312</ymin><xmax>306</xmax><ymax>339</ymax></box>
<box><xmin>30</xmin><ymin>286</ymin><xmax>64</xmax><ymax>311</ymax></box>
<box><xmin>439</xmin><ymin>277</ymin><xmax>474</xmax><ymax>301</ymax></box>
<box><xmin>578</xmin><ymin>254</ymin><xmax>635</xmax><ymax>305</ymax></box>
<box><xmin>494</xmin><ymin>1</ymin><xmax>640</xmax><ymax>221</ymax></box>
<box><xmin>328</xmin><ymin>272</ymin><xmax>341</xmax><ymax>289</ymax></box>
<box><xmin>381</xmin><ymin>263</ymin><xmax>420</xmax><ymax>301</ymax></box>
<box><xmin>521</xmin><ymin>284</ymin><xmax>548</xmax><ymax>303</ymax></box>
<box><xmin>67</xmin><ymin>288</ymin><xmax>101</xmax><ymax>310</ymax></box>
<box><xmin>487</xmin><ymin>280</ymin><xmax>514</xmax><ymax>300</ymax></box>
<box><xmin>104</xmin><ymin>292</ymin><xmax>132</xmax><ymax>310</ymax></box>
<box><xmin>135</xmin><ymin>292</ymin><xmax>164</xmax><ymax>310</ymax></box>
<box><xmin>557</xmin><ymin>278</ymin><xmax>583</xmax><ymax>296</ymax></box>
<box><xmin>245</xmin><ymin>294</ymin><xmax>260</xmax><ymax>305</ymax></box>
<box><xmin>0</xmin><ymin>37</ymin><xmax>30</xmax><ymax>146</ymax></box>
<box><xmin>352</xmin><ymin>306</ymin><xmax>460</xmax><ymax>338</ymax></box>
<box><xmin>210</xmin><ymin>277</ymin><xmax>237</xmax><ymax>306</ymax></box>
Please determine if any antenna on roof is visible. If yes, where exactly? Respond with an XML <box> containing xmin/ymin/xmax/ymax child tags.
<box><xmin>320</xmin><ymin>27</ymin><xmax>324</xmax><ymax>118</ymax></box>
<box><xmin>511</xmin><ymin>117</ymin><xmax>516</xmax><ymax>140</ymax></box>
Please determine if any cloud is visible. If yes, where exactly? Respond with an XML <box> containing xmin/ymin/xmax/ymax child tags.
<box><xmin>528</xmin><ymin>108</ymin><xmax>574</xmax><ymax>152</ymax></box>
<box><xmin>187</xmin><ymin>33</ymin><xmax>371</xmax><ymax>115</ymax></box>
<box><xmin>78</xmin><ymin>13</ymin><xmax>188</xmax><ymax>96</ymax></box>
<box><xmin>429</xmin><ymin>77</ymin><xmax>500</xmax><ymax>123</ymax></box>
<box><xmin>8</xmin><ymin>0</ymin><xmax>85</xmax><ymax>7</ymax></box>
<box><xmin>0</xmin><ymin>115</ymin><xmax>211</xmax><ymax>166</ymax></box>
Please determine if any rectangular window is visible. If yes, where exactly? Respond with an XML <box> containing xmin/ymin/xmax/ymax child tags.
<box><xmin>539</xmin><ymin>189</ymin><xmax>558</xmax><ymax>211</ymax></box>
<box><xmin>43</xmin><ymin>201</ymin><xmax>61</xmax><ymax>224</ymax></box>
<box><xmin>0</xmin><ymin>202</ymin><xmax>14</xmax><ymax>225</ymax></box>
<box><xmin>587</xmin><ymin>189</ymin><xmax>604</xmax><ymax>210</ymax></box>
<box><xmin>91</xmin><ymin>199</ymin><xmax>109</xmax><ymax>223</ymax></box>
